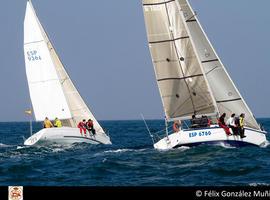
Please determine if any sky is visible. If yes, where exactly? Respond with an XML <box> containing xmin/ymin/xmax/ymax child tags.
<box><xmin>0</xmin><ymin>0</ymin><xmax>270</xmax><ymax>122</ymax></box>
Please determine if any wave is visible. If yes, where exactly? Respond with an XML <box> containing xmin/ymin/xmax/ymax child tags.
<box><xmin>214</xmin><ymin>142</ymin><xmax>236</xmax><ymax>149</ymax></box>
<box><xmin>175</xmin><ymin>146</ymin><xmax>190</xmax><ymax>151</ymax></box>
<box><xmin>104</xmin><ymin>148</ymin><xmax>147</xmax><ymax>154</ymax></box>
<box><xmin>249</xmin><ymin>182</ymin><xmax>270</xmax><ymax>186</ymax></box>
<box><xmin>260</xmin><ymin>140</ymin><xmax>270</xmax><ymax>148</ymax></box>
<box><xmin>0</xmin><ymin>143</ymin><xmax>14</xmax><ymax>148</ymax></box>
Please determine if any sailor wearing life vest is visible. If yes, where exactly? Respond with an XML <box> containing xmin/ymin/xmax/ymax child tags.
<box><xmin>173</xmin><ymin>120</ymin><xmax>181</xmax><ymax>132</ymax></box>
<box><xmin>77</xmin><ymin>119</ymin><xmax>87</xmax><ymax>136</ymax></box>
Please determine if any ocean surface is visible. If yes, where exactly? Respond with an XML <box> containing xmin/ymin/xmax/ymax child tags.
<box><xmin>0</xmin><ymin>119</ymin><xmax>270</xmax><ymax>186</ymax></box>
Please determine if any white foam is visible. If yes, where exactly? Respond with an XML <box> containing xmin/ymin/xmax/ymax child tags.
<box><xmin>214</xmin><ymin>142</ymin><xmax>236</xmax><ymax>149</ymax></box>
<box><xmin>0</xmin><ymin>143</ymin><xmax>13</xmax><ymax>148</ymax></box>
<box><xmin>94</xmin><ymin>148</ymin><xmax>146</xmax><ymax>156</ymax></box>
<box><xmin>249</xmin><ymin>182</ymin><xmax>270</xmax><ymax>186</ymax></box>
<box><xmin>176</xmin><ymin>146</ymin><xmax>190</xmax><ymax>151</ymax></box>
<box><xmin>260</xmin><ymin>140</ymin><xmax>270</xmax><ymax>148</ymax></box>
<box><xmin>104</xmin><ymin>149</ymin><xmax>136</xmax><ymax>153</ymax></box>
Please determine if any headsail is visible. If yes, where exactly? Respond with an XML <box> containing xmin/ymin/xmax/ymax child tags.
<box><xmin>24</xmin><ymin>1</ymin><xmax>105</xmax><ymax>133</ymax></box>
<box><xmin>142</xmin><ymin>0</ymin><xmax>218</xmax><ymax>120</ymax></box>
<box><xmin>177</xmin><ymin>0</ymin><xmax>260</xmax><ymax>130</ymax></box>
<box><xmin>142</xmin><ymin>0</ymin><xmax>260</xmax><ymax>130</ymax></box>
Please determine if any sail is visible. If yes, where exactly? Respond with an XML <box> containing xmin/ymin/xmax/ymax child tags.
<box><xmin>142</xmin><ymin>0</ymin><xmax>217</xmax><ymax>120</ymax></box>
<box><xmin>24</xmin><ymin>1</ymin><xmax>72</xmax><ymax>121</ymax></box>
<box><xmin>177</xmin><ymin>0</ymin><xmax>260</xmax><ymax>130</ymax></box>
<box><xmin>24</xmin><ymin>1</ymin><xmax>104</xmax><ymax>133</ymax></box>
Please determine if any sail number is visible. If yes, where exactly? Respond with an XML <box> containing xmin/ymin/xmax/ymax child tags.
<box><xmin>27</xmin><ymin>50</ymin><xmax>42</xmax><ymax>61</ymax></box>
<box><xmin>189</xmin><ymin>131</ymin><xmax>211</xmax><ymax>138</ymax></box>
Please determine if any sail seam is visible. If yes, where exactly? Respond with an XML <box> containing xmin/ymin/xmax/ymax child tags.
<box><xmin>186</xmin><ymin>19</ymin><xmax>197</xmax><ymax>23</ymax></box>
<box><xmin>24</xmin><ymin>40</ymin><xmax>44</xmax><ymax>45</ymax></box>
<box><xmin>216</xmin><ymin>98</ymin><xmax>242</xmax><ymax>103</ymax></box>
<box><xmin>158</xmin><ymin>74</ymin><xmax>203</xmax><ymax>82</ymax></box>
<box><xmin>29</xmin><ymin>79</ymin><xmax>60</xmax><ymax>84</ymax></box>
<box><xmin>202</xmin><ymin>59</ymin><xmax>219</xmax><ymax>63</ymax></box>
<box><xmin>149</xmin><ymin>36</ymin><xmax>189</xmax><ymax>44</ymax></box>
<box><xmin>143</xmin><ymin>0</ymin><xmax>175</xmax><ymax>6</ymax></box>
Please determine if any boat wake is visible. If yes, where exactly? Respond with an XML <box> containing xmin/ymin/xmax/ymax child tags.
<box><xmin>104</xmin><ymin>148</ymin><xmax>147</xmax><ymax>154</ymax></box>
<box><xmin>175</xmin><ymin>146</ymin><xmax>190</xmax><ymax>151</ymax></box>
<box><xmin>214</xmin><ymin>142</ymin><xmax>236</xmax><ymax>149</ymax></box>
<box><xmin>260</xmin><ymin>140</ymin><xmax>270</xmax><ymax>148</ymax></box>
<box><xmin>0</xmin><ymin>143</ymin><xmax>14</xmax><ymax>148</ymax></box>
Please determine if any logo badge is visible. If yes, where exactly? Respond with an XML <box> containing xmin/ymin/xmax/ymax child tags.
<box><xmin>9</xmin><ymin>186</ymin><xmax>23</xmax><ymax>200</ymax></box>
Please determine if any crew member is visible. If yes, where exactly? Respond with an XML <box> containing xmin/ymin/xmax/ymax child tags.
<box><xmin>173</xmin><ymin>120</ymin><xmax>181</xmax><ymax>132</ymax></box>
<box><xmin>86</xmin><ymin>119</ymin><xmax>96</xmax><ymax>135</ymax></box>
<box><xmin>54</xmin><ymin>118</ymin><xmax>62</xmax><ymax>128</ymax></box>
<box><xmin>239</xmin><ymin>113</ymin><xmax>246</xmax><ymax>138</ymax></box>
<box><xmin>226</xmin><ymin>113</ymin><xmax>238</xmax><ymax>135</ymax></box>
<box><xmin>43</xmin><ymin>117</ymin><xmax>53</xmax><ymax>128</ymax></box>
<box><xmin>218</xmin><ymin>113</ymin><xmax>231</xmax><ymax>136</ymax></box>
<box><xmin>77</xmin><ymin>119</ymin><xmax>87</xmax><ymax>136</ymax></box>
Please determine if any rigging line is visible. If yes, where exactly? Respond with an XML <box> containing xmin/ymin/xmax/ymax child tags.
<box><xmin>205</xmin><ymin>65</ymin><xmax>220</xmax><ymax>75</ymax></box>
<box><xmin>164</xmin><ymin>2</ymin><xmax>197</xmax><ymax>113</ymax></box>
<box><xmin>140</xmin><ymin>114</ymin><xmax>154</xmax><ymax>144</ymax></box>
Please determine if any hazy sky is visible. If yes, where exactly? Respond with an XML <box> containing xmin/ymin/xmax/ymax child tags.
<box><xmin>0</xmin><ymin>0</ymin><xmax>270</xmax><ymax>122</ymax></box>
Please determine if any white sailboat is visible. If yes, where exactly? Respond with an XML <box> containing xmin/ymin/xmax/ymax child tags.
<box><xmin>142</xmin><ymin>0</ymin><xmax>267</xmax><ymax>149</ymax></box>
<box><xmin>23</xmin><ymin>0</ymin><xmax>111</xmax><ymax>146</ymax></box>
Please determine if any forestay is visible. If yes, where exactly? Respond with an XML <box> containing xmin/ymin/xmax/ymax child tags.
<box><xmin>142</xmin><ymin>0</ymin><xmax>217</xmax><ymax>120</ymax></box>
<box><xmin>24</xmin><ymin>1</ymin><xmax>104</xmax><ymax>133</ymax></box>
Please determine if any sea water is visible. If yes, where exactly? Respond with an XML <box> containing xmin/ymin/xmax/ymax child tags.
<box><xmin>0</xmin><ymin>119</ymin><xmax>269</xmax><ymax>186</ymax></box>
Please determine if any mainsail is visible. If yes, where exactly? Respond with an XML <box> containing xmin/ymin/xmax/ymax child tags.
<box><xmin>142</xmin><ymin>0</ymin><xmax>260</xmax><ymax>130</ymax></box>
<box><xmin>24</xmin><ymin>0</ymin><xmax>104</xmax><ymax>133</ymax></box>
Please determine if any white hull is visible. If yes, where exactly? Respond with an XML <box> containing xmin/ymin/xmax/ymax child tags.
<box><xmin>24</xmin><ymin>127</ymin><xmax>112</xmax><ymax>146</ymax></box>
<box><xmin>154</xmin><ymin>126</ymin><xmax>267</xmax><ymax>150</ymax></box>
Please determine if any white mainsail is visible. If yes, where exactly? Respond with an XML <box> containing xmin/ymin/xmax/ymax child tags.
<box><xmin>142</xmin><ymin>0</ymin><xmax>260</xmax><ymax>130</ymax></box>
<box><xmin>24</xmin><ymin>0</ymin><xmax>105</xmax><ymax>133</ymax></box>
<box><xmin>143</xmin><ymin>0</ymin><xmax>218</xmax><ymax>120</ymax></box>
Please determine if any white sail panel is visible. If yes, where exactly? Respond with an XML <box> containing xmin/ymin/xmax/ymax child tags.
<box><xmin>143</xmin><ymin>0</ymin><xmax>216</xmax><ymax>119</ymax></box>
<box><xmin>178</xmin><ymin>0</ymin><xmax>260</xmax><ymax>129</ymax></box>
<box><xmin>24</xmin><ymin>1</ymin><xmax>72</xmax><ymax>121</ymax></box>
<box><xmin>47</xmin><ymin>40</ymin><xmax>105</xmax><ymax>132</ymax></box>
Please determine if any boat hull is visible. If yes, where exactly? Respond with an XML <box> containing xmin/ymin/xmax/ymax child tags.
<box><xmin>24</xmin><ymin>127</ymin><xmax>112</xmax><ymax>146</ymax></box>
<box><xmin>154</xmin><ymin>126</ymin><xmax>267</xmax><ymax>150</ymax></box>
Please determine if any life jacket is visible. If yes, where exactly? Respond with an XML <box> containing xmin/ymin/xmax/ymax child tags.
<box><xmin>44</xmin><ymin>119</ymin><xmax>53</xmax><ymax>128</ymax></box>
<box><xmin>54</xmin><ymin>120</ymin><xmax>62</xmax><ymax>127</ymax></box>
<box><xmin>208</xmin><ymin>119</ymin><xmax>211</xmax><ymax>126</ymax></box>
<box><xmin>239</xmin><ymin>117</ymin><xmax>244</xmax><ymax>127</ymax></box>
<box><xmin>77</xmin><ymin>122</ymin><xmax>86</xmax><ymax>128</ymax></box>
<box><xmin>87</xmin><ymin>121</ymin><xmax>94</xmax><ymax>129</ymax></box>
<box><xmin>173</xmin><ymin>122</ymin><xmax>180</xmax><ymax>132</ymax></box>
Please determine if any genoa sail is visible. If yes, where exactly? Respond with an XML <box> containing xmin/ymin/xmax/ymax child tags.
<box><xmin>24</xmin><ymin>0</ymin><xmax>105</xmax><ymax>133</ymax></box>
<box><xmin>177</xmin><ymin>0</ymin><xmax>260</xmax><ymax>130</ymax></box>
<box><xmin>142</xmin><ymin>0</ymin><xmax>260</xmax><ymax>130</ymax></box>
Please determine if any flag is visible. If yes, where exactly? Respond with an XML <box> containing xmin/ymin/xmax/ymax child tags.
<box><xmin>25</xmin><ymin>110</ymin><xmax>32</xmax><ymax>115</ymax></box>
